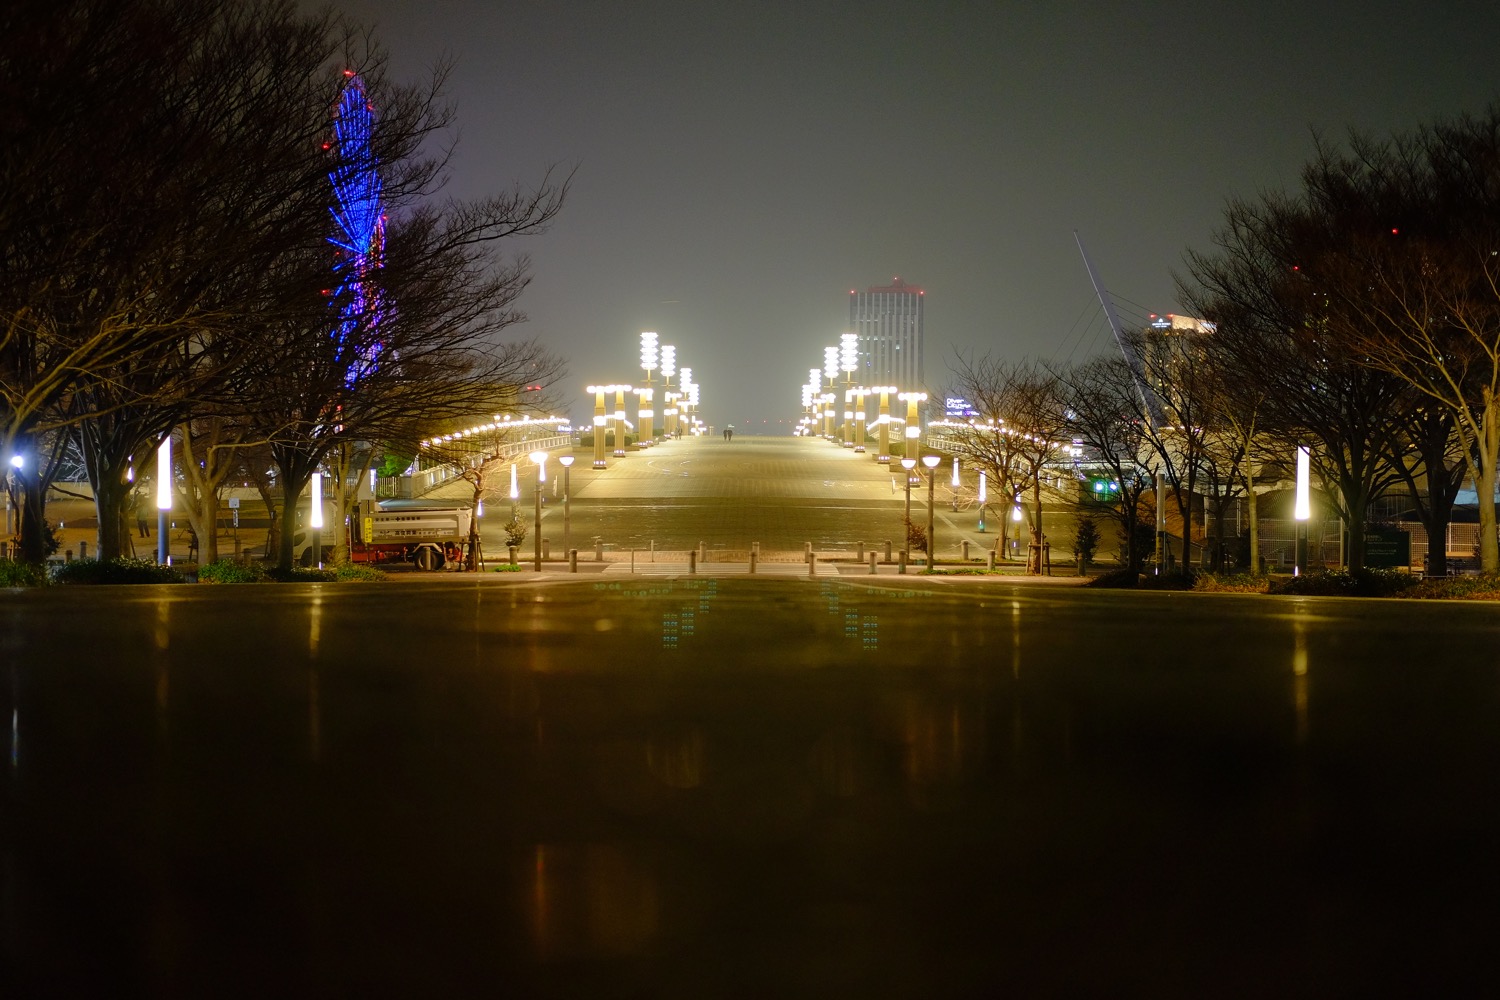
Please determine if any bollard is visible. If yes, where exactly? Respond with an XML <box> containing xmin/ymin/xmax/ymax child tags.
<box><xmin>868</xmin><ymin>551</ymin><xmax>877</xmax><ymax>574</ymax></box>
<box><xmin>808</xmin><ymin>551</ymin><xmax>816</xmax><ymax>576</ymax></box>
<box><xmin>79</xmin><ymin>541</ymin><xmax>88</xmax><ymax>560</ymax></box>
<box><xmin>542</xmin><ymin>538</ymin><xmax>550</xmax><ymax>560</ymax></box>
<box><xmin>898</xmin><ymin>550</ymin><xmax>907</xmax><ymax>575</ymax></box>
<box><xmin>65</xmin><ymin>549</ymin><xmax>73</xmax><ymax>562</ymax></box>
<box><xmin>595</xmin><ymin>539</ymin><xmax>604</xmax><ymax>562</ymax></box>
<box><xmin>752</xmin><ymin>541</ymin><xmax>760</xmax><ymax>557</ymax></box>
<box><xmin>749</xmin><ymin>551</ymin><xmax>757</xmax><ymax>574</ymax></box>
<box><xmin>689</xmin><ymin>550</ymin><xmax>697</xmax><ymax>574</ymax></box>
<box><xmin>962</xmin><ymin>539</ymin><xmax>970</xmax><ymax>561</ymax></box>
<box><xmin>805</xmin><ymin>541</ymin><xmax>812</xmax><ymax>558</ymax></box>
<box><xmin>987</xmin><ymin>551</ymin><xmax>996</xmax><ymax>571</ymax></box>
<box><xmin>569</xmin><ymin>548</ymin><xmax>578</xmax><ymax>572</ymax></box>
<box><xmin>699</xmin><ymin>541</ymin><xmax>707</xmax><ymax>564</ymax></box>
<box><xmin>508</xmin><ymin>544</ymin><xmax>518</xmax><ymax>567</ymax></box>
<box><xmin>884</xmin><ymin>540</ymin><xmax>892</xmax><ymax>563</ymax></box>
<box><xmin>856</xmin><ymin>540</ymin><xmax>865</xmax><ymax>561</ymax></box>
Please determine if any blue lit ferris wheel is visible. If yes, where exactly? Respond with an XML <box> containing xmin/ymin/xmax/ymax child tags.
<box><xmin>328</xmin><ymin>71</ymin><xmax>385</xmax><ymax>382</ymax></box>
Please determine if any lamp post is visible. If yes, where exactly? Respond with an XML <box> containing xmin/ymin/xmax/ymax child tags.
<box><xmin>901</xmin><ymin>456</ymin><xmax>917</xmax><ymax>570</ymax></box>
<box><xmin>922</xmin><ymin>454</ymin><xmax>941</xmax><ymax>567</ymax></box>
<box><xmin>613</xmin><ymin>386</ymin><xmax>629</xmax><ymax>457</ymax></box>
<box><xmin>639</xmin><ymin>331</ymin><xmax>658</xmax><ymax>446</ymax></box>
<box><xmin>558</xmin><ymin>455</ymin><xmax>574</xmax><ymax>555</ymax></box>
<box><xmin>661</xmin><ymin>345</ymin><xmax>677</xmax><ymax>437</ymax></box>
<box><xmin>977</xmin><ymin>470</ymin><xmax>988</xmax><ymax>532</ymax></box>
<box><xmin>156</xmin><ymin>436</ymin><xmax>172</xmax><ymax>565</ymax></box>
<box><xmin>852</xmin><ymin>386</ymin><xmax>868</xmax><ymax>453</ymax></box>
<box><xmin>1294</xmin><ymin>444</ymin><xmax>1310</xmax><ymax>576</ymax></box>
<box><xmin>310</xmin><ymin>470</ymin><xmax>323</xmax><ymax>569</ymax></box>
<box><xmin>530</xmin><ymin>450</ymin><xmax>547</xmax><ymax>571</ymax></box>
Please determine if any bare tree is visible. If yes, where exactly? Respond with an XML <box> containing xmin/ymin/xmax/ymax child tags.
<box><xmin>944</xmin><ymin>355</ymin><xmax>1068</xmax><ymax>573</ymax></box>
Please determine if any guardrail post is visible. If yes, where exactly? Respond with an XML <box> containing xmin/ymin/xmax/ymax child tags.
<box><xmin>962</xmin><ymin>539</ymin><xmax>970</xmax><ymax>561</ymax></box>
<box><xmin>884</xmin><ymin>540</ymin><xmax>892</xmax><ymax>563</ymax></box>
<box><xmin>868</xmin><ymin>552</ymin><xmax>877</xmax><ymax>574</ymax></box>
<box><xmin>595</xmin><ymin>539</ymin><xmax>603</xmax><ymax>562</ymax></box>
<box><xmin>569</xmin><ymin>549</ymin><xmax>578</xmax><ymax>572</ymax></box>
<box><xmin>508</xmin><ymin>545</ymin><xmax>517</xmax><ymax>567</ymax></box>
<box><xmin>749</xmin><ymin>551</ymin><xmax>757</xmax><ymax>573</ymax></box>
<box><xmin>856</xmin><ymin>540</ymin><xmax>864</xmax><ymax>561</ymax></box>
<box><xmin>699</xmin><ymin>541</ymin><xmax>707</xmax><ymax>563</ymax></box>
<box><xmin>899</xmin><ymin>550</ymin><xmax>907</xmax><ymax>575</ymax></box>
<box><xmin>807</xmin><ymin>551</ymin><xmax>816</xmax><ymax>576</ymax></box>
<box><xmin>987</xmin><ymin>551</ymin><xmax>996</xmax><ymax>571</ymax></box>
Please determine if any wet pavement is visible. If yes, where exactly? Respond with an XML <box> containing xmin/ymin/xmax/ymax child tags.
<box><xmin>3</xmin><ymin>579</ymin><xmax>1499</xmax><ymax>997</ymax></box>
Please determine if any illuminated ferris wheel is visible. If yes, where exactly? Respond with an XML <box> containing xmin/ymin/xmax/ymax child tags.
<box><xmin>328</xmin><ymin>71</ymin><xmax>386</xmax><ymax>382</ymax></box>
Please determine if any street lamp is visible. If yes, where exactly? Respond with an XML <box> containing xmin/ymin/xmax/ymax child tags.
<box><xmin>852</xmin><ymin>386</ymin><xmax>868</xmax><ymax>453</ymax></box>
<box><xmin>977</xmin><ymin>470</ymin><xmax>988</xmax><ymax>532</ymax></box>
<box><xmin>5</xmin><ymin>454</ymin><xmax>21</xmax><ymax>542</ymax></box>
<box><xmin>156</xmin><ymin>436</ymin><xmax>172</xmax><ymax>565</ymax></box>
<box><xmin>1294</xmin><ymin>444</ymin><xmax>1310</xmax><ymax>576</ymax></box>
<box><xmin>639</xmin><ymin>332</ymin><xmax>657</xmax><ymax>445</ymax></box>
<box><xmin>901</xmin><ymin>456</ymin><xmax>917</xmax><ymax>571</ymax></box>
<box><xmin>898</xmin><ymin>391</ymin><xmax>927</xmax><ymax>459</ymax></box>
<box><xmin>310</xmin><ymin>470</ymin><xmax>323</xmax><ymax>569</ymax></box>
<box><xmin>922</xmin><ymin>454</ymin><xmax>941</xmax><ymax>567</ymax></box>
<box><xmin>530</xmin><ymin>450</ymin><xmax>548</xmax><ymax>571</ymax></box>
<box><xmin>558</xmin><ymin>455</ymin><xmax>574</xmax><ymax>555</ymax></box>
<box><xmin>872</xmin><ymin>386</ymin><xmax>896</xmax><ymax>464</ymax></box>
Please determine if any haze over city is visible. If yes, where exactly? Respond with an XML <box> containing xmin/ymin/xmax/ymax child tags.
<box><xmin>333</xmin><ymin>0</ymin><xmax>1500</xmax><ymax>427</ymax></box>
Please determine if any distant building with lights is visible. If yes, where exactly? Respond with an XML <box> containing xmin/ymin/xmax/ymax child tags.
<box><xmin>848</xmin><ymin>277</ymin><xmax>925</xmax><ymax>391</ymax></box>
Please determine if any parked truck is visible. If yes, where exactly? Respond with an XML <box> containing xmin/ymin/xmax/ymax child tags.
<box><xmin>296</xmin><ymin>498</ymin><xmax>473</xmax><ymax>571</ymax></box>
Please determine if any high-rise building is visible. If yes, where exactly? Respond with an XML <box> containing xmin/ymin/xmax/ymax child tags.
<box><xmin>848</xmin><ymin>277</ymin><xmax>925</xmax><ymax>391</ymax></box>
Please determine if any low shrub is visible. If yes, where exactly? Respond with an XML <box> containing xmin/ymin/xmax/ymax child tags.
<box><xmin>266</xmin><ymin>565</ymin><xmax>337</xmax><ymax>583</ymax></box>
<box><xmin>197</xmin><ymin>559</ymin><xmax>271</xmax><ymax>584</ymax></box>
<box><xmin>0</xmin><ymin>559</ymin><xmax>47</xmax><ymax>587</ymax></box>
<box><xmin>1086</xmin><ymin>568</ymin><xmax>1143</xmax><ymax>588</ymax></box>
<box><xmin>1268</xmin><ymin>568</ymin><xmax>1419</xmax><ymax>598</ymax></box>
<box><xmin>51</xmin><ymin>557</ymin><xmax>184</xmax><ymax>585</ymax></box>
<box><xmin>492</xmin><ymin>563</ymin><xmax>522</xmax><ymax>573</ymax></box>
<box><xmin>1137</xmin><ymin>570</ymin><xmax>1197</xmax><ymax>591</ymax></box>
<box><xmin>1405</xmin><ymin>574</ymin><xmax>1500</xmax><ymax>600</ymax></box>
<box><xmin>1193</xmin><ymin>572</ymin><xmax>1269</xmax><ymax>594</ymax></box>
<box><xmin>332</xmin><ymin>563</ymin><xmax>386</xmax><ymax>582</ymax></box>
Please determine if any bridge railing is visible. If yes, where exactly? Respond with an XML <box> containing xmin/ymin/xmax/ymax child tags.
<box><xmin>380</xmin><ymin>434</ymin><xmax>574</xmax><ymax>499</ymax></box>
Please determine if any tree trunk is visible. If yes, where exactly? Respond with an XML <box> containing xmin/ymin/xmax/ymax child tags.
<box><xmin>1478</xmin><ymin>403</ymin><xmax>1500</xmax><ymax>574</ymax></box>
<box><xmin>93</xmin><ymin>471</ymin><xmax>132</xmax><ymax>563</ymax></box>
<box><xmin>1246</xmin><ymin>473</ymin><xmax>1259</xmax><ymax>575</ymax></box>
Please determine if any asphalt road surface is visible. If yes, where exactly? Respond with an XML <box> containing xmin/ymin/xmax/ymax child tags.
<box><xmin>4</xmin><ymin>577</ymin><xmax>1498</xmax><ymax>997</ymax></box>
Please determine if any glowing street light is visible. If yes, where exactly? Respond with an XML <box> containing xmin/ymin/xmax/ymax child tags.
<box><xmin>530</xmin><ymin>450</ymin><xmax>548</xmax><ymax>571</ymax></box>
<box><xmin>1295</xmin><ymin>444</ymin><xmax>1311</xmax><ymax>576</ymax></box>
<box><xmin>901</xmin><ymin>456</ymin><xmax>917</xmax><ymax>572</ymax></box>
<box><xmin>840</xmin><ymin>332</ymin><xmax>858</xmax><ymax>387</ymax></box>
<box><xmin>639</xmin><ymin>332</ymin><xmax>658</xmax><ymax>445</ymax></box>
<box><xmin>558</xmin><ymin>455</ymin><xmax>575</xmax><ymax>555</ymax></box>
<box><xmin>310</xmin><ymin>470</ymin><xmax>324</xmax><ymax>569</ymax></box>
<box><xmin>923</xmin><ymin>454</ymin><xmax>941</xmax><ymax>567</ymax></box>
<box><xmin>156</xmin><ymin>436</ymin><xmax>172</xmax><ymax>565</ymax></box>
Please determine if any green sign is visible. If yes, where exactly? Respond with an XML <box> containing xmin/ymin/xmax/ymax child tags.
<box><xmin>1364</xmin><ymin>528</ymin><xmax>1411</xmax><ymax>568</ymax></box>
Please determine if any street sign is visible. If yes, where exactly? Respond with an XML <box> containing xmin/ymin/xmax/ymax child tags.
<box><xmin>1364</xmin><ymin>528</ymin><xmax>1410</xmax><ymax>568</ymax></box>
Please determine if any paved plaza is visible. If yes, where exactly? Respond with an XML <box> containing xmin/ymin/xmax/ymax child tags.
<box><xmin>427</xmin><ymin>434</ymin><xmax>1047</xmax><ymax>576</ymax></box>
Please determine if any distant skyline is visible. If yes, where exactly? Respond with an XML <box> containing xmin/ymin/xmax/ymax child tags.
<box><xmin>336</xmin><ymin>0</ymin><xmax>1500</xmax><ymax>431</ymax></box>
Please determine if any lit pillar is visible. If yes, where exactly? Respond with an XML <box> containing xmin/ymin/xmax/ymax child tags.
<box><xmin>310</xmin><ymin>470</ymin><xmax>323</xmax><ymax>568</ymax></box>
<box><xmin>898</xmin><ymin>391</ymin><xmax>927</xmax><ymax>460</ymax></box>
<box><xmin>874</xmin><ymin>386</ymin><xmax>895</xmax><ymax>464</ymax></box>
<box><xmin>1294</xmin><ymin>445</ymin><xmax>1310</xmax><ymax>576</ymax></box>
<box><xmin>639</xmin><ymin>332</ymin><xmax>657</xmax><ymax>445</ymax></box>
<box><xmin>531</xmin><ymin>450</ymin><xmax>547</xmax><ymax>572</ymax></box>
<box><xmin>587</xmin><ymin>385</ymin><xmax>608</xmax><ymax>468</ymax></box>
<box><xmin>156</xmin><ymin>435</ymin><xmax>172</xmax><ymax>565</ymax></box>
<box><xmin>613</xmin><ymin>386</ymin><xmax>629</xmax><ymax>457</ymax></box>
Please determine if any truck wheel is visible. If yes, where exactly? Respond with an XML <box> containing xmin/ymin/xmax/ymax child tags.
<box><xmin>414</xmin><ymin>546</ymin><xmax>441</xmax><ymax>572</ymax></box>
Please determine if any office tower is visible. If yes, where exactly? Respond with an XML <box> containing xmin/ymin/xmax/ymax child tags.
<box><xmin>848</xmin><ymin>277</ymin><xmax>924</xmax><ymax>391</ymax></box>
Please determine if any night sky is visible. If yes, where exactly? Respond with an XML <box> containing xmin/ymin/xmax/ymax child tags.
<box><xmin>336</xmin><ymin>0</ymin><xmax>1500</xmax><ymax>430</ymax></box>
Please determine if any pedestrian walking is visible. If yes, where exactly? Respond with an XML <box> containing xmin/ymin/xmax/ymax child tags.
<box><xmin>132</xmin><ymin>490</ymin><xmax>150</xmax><ymax>537</ymax></box>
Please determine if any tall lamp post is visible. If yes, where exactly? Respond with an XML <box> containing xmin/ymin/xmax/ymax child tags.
<box><xmin>900</xmin><ymin>456</ymin><xmax>917</xmax><ymax>571</ymax></box>
<box><xmin>156</xmin><ymin>436</ymin><xmax>172</xmax><ymax>565</ymax></box>
<box><xmin>310</xmin><ymin>470</ymin><xmax>323</xmax><ymax>569</ymax></box>
<box><xmin>558</xmin><ymin>455</ymin><xmax>574</xmax><ymax>555</ymax></box>
<box><xmin>898</xmin><ymin>391</ymin><xmax>926</xmax><ymax>460</ymax></box>
<box><xmin>639</xmin><ymin>331</ymin><xmax>657</xmax><ymax>446</ymax></box>
<box><xmin>530</xmin><ymin>450</ymin><xmax>548</xmax><ymax>571</ymax></box>
<box><xmin>852</xmin><ymin>386</ymin><xmax>868</xmax><ymax>453</ymax></box>
<box><xmin>1294</xmin><ymin>444</ymin><xmax>1310</xmax><ymax>576</ymax></box>
<box><xmin>922</xmin><ymin>454</ymin><xmax>941</xmax><ymax>567</ymax></box>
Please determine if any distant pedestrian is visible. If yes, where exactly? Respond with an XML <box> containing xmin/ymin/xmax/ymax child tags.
<box><xmin>132</xmin><ymin>491</ymin><xmax>149</xmax><ymax>537</ymax></box>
